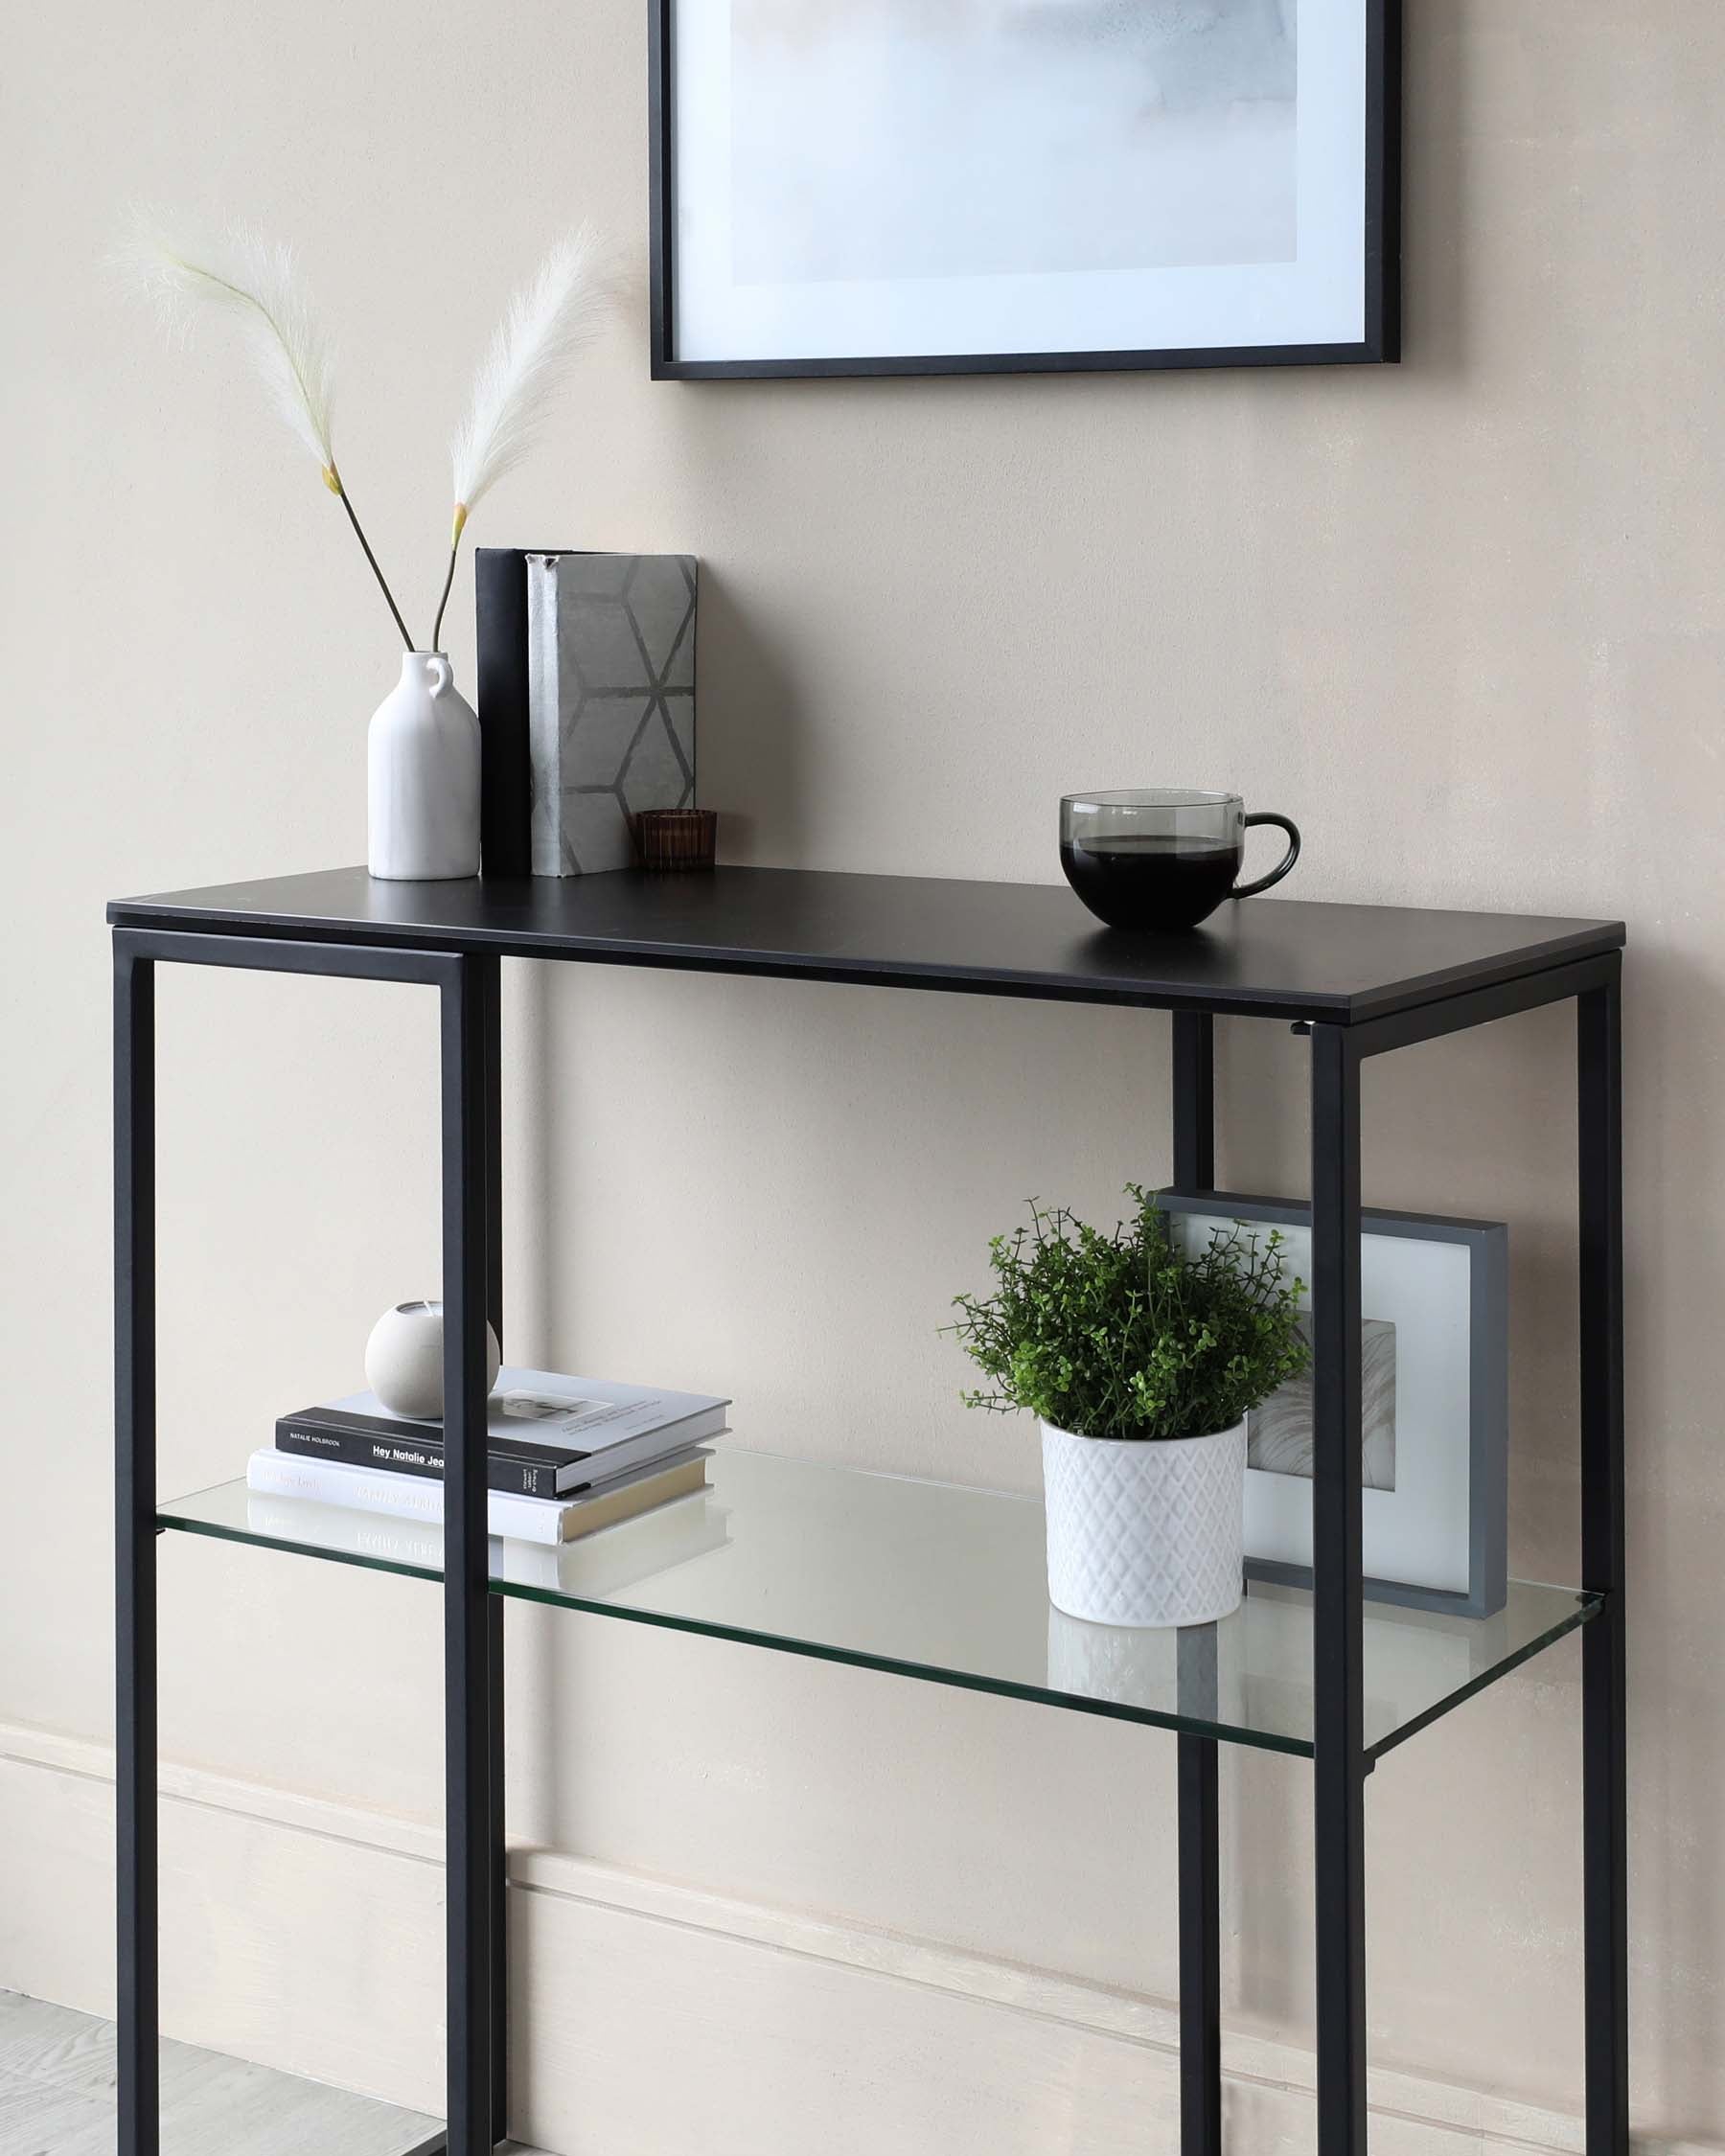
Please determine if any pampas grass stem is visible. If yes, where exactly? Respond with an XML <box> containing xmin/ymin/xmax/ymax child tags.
<box><xmin>429</xmin><ymin>512</ymin><xmax>465</xmax><ymax>657</ymax></box>
<box><xmin>332</xmin><ymin>478</ymin><xmax>415</xmax><ymax>651</ymax></box>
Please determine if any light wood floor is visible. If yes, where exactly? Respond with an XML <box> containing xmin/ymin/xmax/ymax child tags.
<box><xmin>0</xmin><ymin>1990</ymin><xmax>544</xmax><ymax>2155</ymax></box>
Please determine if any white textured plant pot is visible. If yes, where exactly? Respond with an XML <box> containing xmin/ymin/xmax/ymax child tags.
<box><xmin>367</xmin><ymin>653</ymin><xmax>482</xmax><ymax>881</ymax></box>
<box><xmin>365</xmin><ymin>1300</ymin><xmax>501</xmax><ymax>1420</ymax></box>
<box><xmin>1040</xmin><ymin>1418</ymin><xmax>1247</xmax><ymax>1628</ymax></box>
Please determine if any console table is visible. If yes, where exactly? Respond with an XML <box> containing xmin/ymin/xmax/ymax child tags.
<box><xmin>108</xmin><ymin>865</ymin><xmax>1627</xmax><ymax>2156</ymax></box>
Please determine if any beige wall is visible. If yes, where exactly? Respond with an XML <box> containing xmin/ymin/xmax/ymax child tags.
<box><xmin>4</xmin><ymin>1</ymin><xmax>1723</xmax><ymax>2147</ymax></box>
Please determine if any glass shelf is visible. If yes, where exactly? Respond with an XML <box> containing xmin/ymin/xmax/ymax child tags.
<box><xmin>159</xmin><ymin>1446</ymin><xmax>1598</xmax><ymax>1762</ymax></box>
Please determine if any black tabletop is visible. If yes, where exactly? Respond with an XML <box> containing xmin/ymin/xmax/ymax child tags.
<box><xmin>107</xmin><ymin>866</ymin><xmax>1624</xmax><ymax>1023</ymax></box>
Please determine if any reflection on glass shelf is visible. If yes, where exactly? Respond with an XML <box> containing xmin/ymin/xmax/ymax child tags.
<box><xmin>159</xmin><ymin>1445</ymin><xmax>1598</xmax><ymax>1761</ymax></box>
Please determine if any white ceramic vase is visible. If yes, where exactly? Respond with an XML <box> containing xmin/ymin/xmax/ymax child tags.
<box><xmin>365</xmin><ymin>1299</ymin><xmax>501</xmax><ymax>1420</ymax></box>
<box><xmin>367</xmin><ymin>654</ymin><xmax>482</xmax><ymax>881</ymax></box>
<box><xmin>1040</xmin><ymin>1418</ymin><xmax>1248</xmax><ymax>1628</ymax></box>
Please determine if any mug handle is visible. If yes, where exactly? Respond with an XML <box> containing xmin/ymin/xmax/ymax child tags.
<box><xmin>1234</xmin><ymin>812</ymin><xmax>1301</xmax><ymax>898</ymax></box>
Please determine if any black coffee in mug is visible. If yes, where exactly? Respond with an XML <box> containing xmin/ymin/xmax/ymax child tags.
<box><xmin>1059</xmin><ymin>791</ymin><xmax>1300</xmax><ymax>931</ymax></box>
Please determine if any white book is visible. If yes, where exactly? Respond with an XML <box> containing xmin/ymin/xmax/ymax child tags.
<box><xmin>246</xmin><ymin>1445</ymin><xmax>707</xmax><ymax>1547</ymax></box>
<box><xmin>242</xmin><ymin>1485</ymin><xmax>731</xmax><ymax>1596</ymax></box>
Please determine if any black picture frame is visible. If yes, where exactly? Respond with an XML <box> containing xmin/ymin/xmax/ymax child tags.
<box><xmin>649</xmin><ymin>0</ymin><xmax>1402</xmax><ymax>383</ymax></box>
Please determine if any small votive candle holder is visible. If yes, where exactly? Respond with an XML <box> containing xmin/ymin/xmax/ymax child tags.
<box><xmin>632</xmin><ymin>808</ymin><xmax>718</xmax><ymax>872</ymax></box>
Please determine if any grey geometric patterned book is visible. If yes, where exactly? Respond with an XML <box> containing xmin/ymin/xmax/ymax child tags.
<box><xmin>525</xmin><ymin>551</ymin><xmax>698</xmax><ymax>874</ymax></box>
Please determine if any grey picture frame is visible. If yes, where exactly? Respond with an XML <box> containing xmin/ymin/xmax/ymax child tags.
<box><xmin>1161</xmin><ymin>1191</ymin><xmax>1508</xmax><ymax>1618</ymax></box>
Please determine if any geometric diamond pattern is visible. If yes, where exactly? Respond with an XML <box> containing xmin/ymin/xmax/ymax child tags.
<box><xmin>526</xmin><ymin>552</ymin><xmax>697</xmax><ymax>875</ymax></box>
<box><xmin>1041</xmin><ymin>1419</ymin><xmax>1247</xmax><ymax>1629</ymax></box>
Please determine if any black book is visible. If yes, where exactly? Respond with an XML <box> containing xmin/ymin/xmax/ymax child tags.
<box><xmin>473</xmin><ymin>546</ymin><xmax>533</xmax><ymax>877</ymax></box>
<box><xmin>275</xmin><ymin>1412</ymin><xmax>575</xmax><ymax>1500</ymax></box>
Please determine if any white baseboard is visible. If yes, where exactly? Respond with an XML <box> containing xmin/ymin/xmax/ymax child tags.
<box><xmin>0</xmin><ymin>1719</ymin><xmax>1705</xmax><ymax>2156</ymax></box>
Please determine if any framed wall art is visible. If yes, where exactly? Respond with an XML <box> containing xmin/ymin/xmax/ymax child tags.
<box><xmin>649</xmin><ymin>0</ymin><xmax>1401</xmax><ymax>381</ymax></box>
<box><xmin>1161</xmin><ymin>1193</ymin><xmax>1507</xmax><ymax>1618</ymax></box>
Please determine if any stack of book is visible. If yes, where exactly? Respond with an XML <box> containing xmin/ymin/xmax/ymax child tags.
<box><xmin>247</xmin><ymin>1367</ymin><xmax>729</xmax><ymax>1547</ymax></box>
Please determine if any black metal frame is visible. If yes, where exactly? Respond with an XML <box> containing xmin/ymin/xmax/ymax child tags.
<box><xmin>1173</xmin><ymin>1011</ymin><xmax>1223</xmax><ymax>2156</ymax></box>
<box><xmin>114</xmin><ymin>926</ymin><xmax>1624</xmax><ymax>2156</ymax></box>
<box><xmin>114</xmin><ymin>929</ymin><xmax>504</xmax><ymax>2156</ymax></box>
<box><xmin>647</xmin><ymin>0</ymin><xmax>1403</xmax><ymax>382</ymax></box>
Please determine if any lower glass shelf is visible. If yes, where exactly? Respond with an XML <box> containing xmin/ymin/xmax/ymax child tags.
<box><xmin>159</xmin><ymin>1445</ymin><xmax>1598</xmax><ymax>1762</ymax></box>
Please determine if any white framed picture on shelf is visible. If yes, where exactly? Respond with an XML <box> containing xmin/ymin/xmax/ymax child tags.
<box><xmin>1161</xmin><ymin>1193</ymin><xmax>1508</xmax><ymax>1618</ymax></box>
<box><xmin>650</xmin><ymin>0</ymin><xmax>1401</xmax><ymax>379</ymax></box>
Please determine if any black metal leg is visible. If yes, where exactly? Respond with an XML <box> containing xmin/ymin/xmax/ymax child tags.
<box><xmin>115</xmin><ymin>947</ymin><xmax>158</xmax><ymax>2156</ymax></box>
<box><xmin>487</xmin><ymin>1600</ymin><xmax>506</xmax><ymax>2147</ymax></box>
<box><xmin>1172</xmin><ymin>1009</ymin><xmax>1215</xmax><ymax>1192</ymax></box>
<box><xmin>1310</xmin><ymin>1023</ymin><xmax>1368</xmax><ymax>2156</ymax></box>
<box><xmin>1172</xmin><ymin>1010</ymin><xmax>1222</xmax><ymax>2155</ymax></box>
<box><xmin>1578</xmin><ymin>970</ymin><xmax>1628</xmax><ymax>2156</ymax></box>
<box><xmin>479</xmin><ymin>953</ymin><xmax>508</xmax><ymax>2150</ymax></box>
<box><xmin>1176</xmin><ymin>1633</ymin><xmax>1222</xmax><ymax>2156</ymax></box>
<box><xmin>442</xmin><ymin>956</ymin><xmax>494</xmax><ymax>2155</ymax></box>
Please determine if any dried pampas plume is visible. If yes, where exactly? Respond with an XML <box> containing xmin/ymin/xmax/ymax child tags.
<box><xmin>433</xmin><ymin>227</ymin><xmax>614</xmax><ymax>650</ymax></box>
<box><xmin>123</xmin><ymin>213</ymin><xmax>337</xmax><ymax>471</ymax></box>
<box><xmin>119</xmin><ymin>210</ymin><xmax>415</xmax><ymax>649</ymax></box>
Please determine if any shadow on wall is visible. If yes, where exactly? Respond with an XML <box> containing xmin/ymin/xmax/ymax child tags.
<box><xmin>1403</xmin><ymin>2</ymin><xmax>1473</xmax><ymax>380</ymax></box>
<box><xmin>506</xmin><ymin>561</ymin><xmax>813</xmax><ymax>1849</ymax></box>
<box><xmin>694</xmin><ymin>563</ymin><xmax>814</xmax><ymax>869</ymax></box>
<box><xmin>1618</xmin><ymin>943</ymin><xmax>1725</xmax><ymax>2134</ymax></box>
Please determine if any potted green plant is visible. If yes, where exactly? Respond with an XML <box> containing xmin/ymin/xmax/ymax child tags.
<box><xmin>949</xmin><ymin>1186</ymin><xmax>1309</xmax><ymax>1627</ymax></box>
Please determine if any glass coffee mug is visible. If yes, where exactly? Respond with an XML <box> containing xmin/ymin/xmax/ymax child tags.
<box><xmin>1059</xmin><ymin>790</ymin><xmax>1301</xmax><ymax>931</ymax></box>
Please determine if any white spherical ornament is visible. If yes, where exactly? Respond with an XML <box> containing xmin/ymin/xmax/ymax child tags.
<box><xmin>365</xmin><ymin>1300</ymin><xmax>501</xmax><ymax>1419</ymax></box>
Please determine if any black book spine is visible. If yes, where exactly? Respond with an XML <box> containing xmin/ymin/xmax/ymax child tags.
<box><xmin>474</xmin><ymin>545</ymin><xmax>533</xmax><ymax>877</ymax></box>
<box><xmin>274</xmin><ymin>1418</ymin><xmax>561</xmax><ymax>1500</ymax></box>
